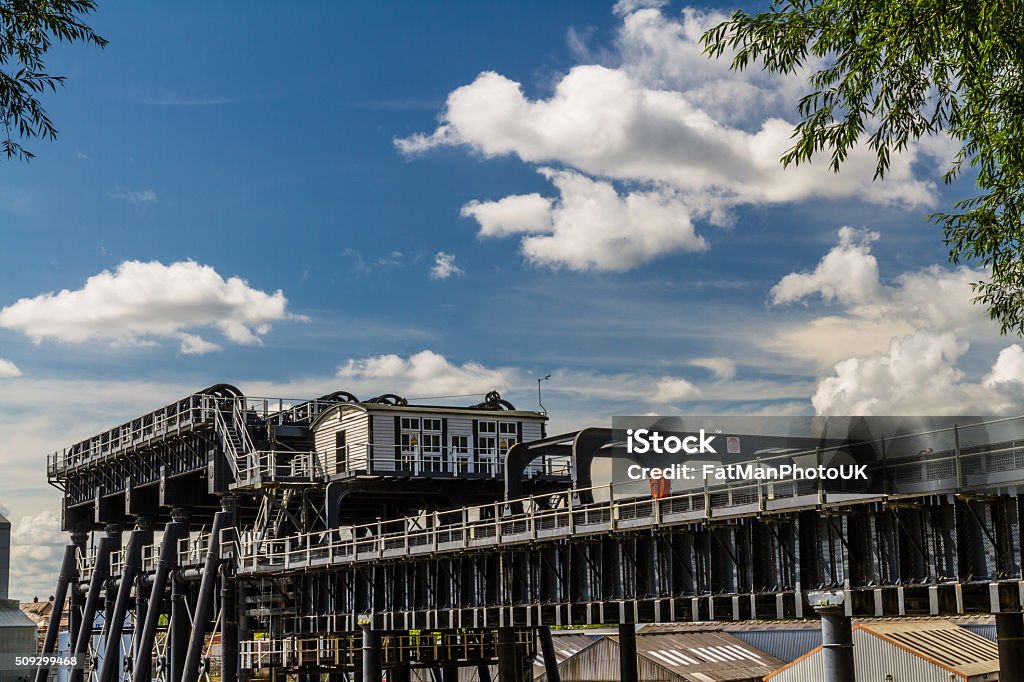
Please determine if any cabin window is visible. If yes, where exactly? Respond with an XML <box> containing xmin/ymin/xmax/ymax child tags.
<box><xmin>451</xmin><ymin>435</ymin><xmax>470</xmax><ymax>474</ymax></box>
<box><xmin>499</xmin><ymin>422</ymin><xmax>518</xmax><ymax>451</ymax></box>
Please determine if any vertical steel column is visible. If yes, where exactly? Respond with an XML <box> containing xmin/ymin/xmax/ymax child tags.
<box><xmin>133</xmin><ymin>520</ymin><xmax>183</xmax><ymax>682</ymax></box>
<box><xmin>819</xmin><ymin>609</ymin><xmax>855</xmax><ymax>682</ymax></box>
<box><xmin>618</xmin><ymin>623</ymin><xmax>638</xmax><ymax>682</ymax></box>
<box><xmin>390</xmin><ymin>667</ymin><xmax>411</xmax><ymax>682</ymax></box>
<box><xmin>69</xmin><ymin>535</ymin><xmax>113</xmax><ymax>682</ymax></box>
<box><xmin>169</xmin><ymin>569</ymin><xmax>189</xmax><ymax>680</ymax></box>
<box><xmin>102</xmin><ymin>525</ymin><xmax>121</xmax><ymax>642</ymax></box>
<box><xmin>98</xmin><ymin>528</ymin><xmax>145</xmax><ymax>682</ymax></box>
<box><xmin>997</xmin><ymin>612</ymin><xmax>1024</xmax><ymax>682</ymax></box>
<box><xmin>169</xmin><ymin>508</ymin><xmax>192</xmax><ymax>681</ymax></box>
<box><xmin>476</xmin><ymin>665</ymin><xmax>492</xmax><ymax>682</ymax></box>
<box><xmin>34</xmin><ymin>545</ymin><xmax>78</xmax><ymax>682</ymax></box>
<box><xmin>362</xmin><ymin>624</ymin><xmax>382</xmax><ymax>682</ymax></box>
<box><xmin>496</xmin><ymin>627</ymin><xmax>520</xmax><ymax>682</ymax></box>
<box><xmin>442</xmin><ymin>666</ymin><xmax>458</xmax><ymax>682</ymax></box>
<box><xmin>130</xmin><ymin>517</ymin><xmax>155</xmax><ymax>672</ymax></box>
<box><xmin>537</xmin><ymin>627</ymin><xmax>560</xmax><ymax>682</ymax></box>
<box><xmin>181</xmin><ymin>510</ymin><xmax>229</xmax><ymax>682</ymax></box>
<box><xmin>68</xmin><ymin>531</ymin><xmax>88</xmax><ymax>647</ymax></box>
<box><xmin>221</xmin><ymin>563</ymin><xmax>239</xmax><ymax>682</ymax></box>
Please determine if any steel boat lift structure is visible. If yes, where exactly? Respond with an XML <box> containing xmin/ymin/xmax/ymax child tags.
<box><xmin>35</xmin><ymin>385</ymin><xmax>1024</xmax><ymax>682</ymax></box>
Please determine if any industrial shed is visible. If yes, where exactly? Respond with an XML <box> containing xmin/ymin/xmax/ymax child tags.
<box><xmin>767</xmin><ymin>620</ymin><xmax>1000</xmax><ymax>682</ymax></box>
<box><xmin>535</xmin><ymin>630</ymin><xmax>783</xmax><ymax>682</ymax></box>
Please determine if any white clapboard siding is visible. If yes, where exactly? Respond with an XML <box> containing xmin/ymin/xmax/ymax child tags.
<box><xmin>447</xmin><ymin>416</ymin><xmax>474</xmax><ymax>438</ymax></box>
<box><xmin>313</xmin><ymin>407</ymin><xmax>369</xmax><ymax>475</ymax></box>
<box><xmin>522</xmin><ymin>420</ymin><xmax>544</xmax><ymax>442</ymax></box>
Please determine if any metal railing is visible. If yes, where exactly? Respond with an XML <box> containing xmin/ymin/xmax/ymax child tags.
<box><xmin>233</xmin><ymin>444</ymin><xmax>572</xmax><ymax>487</ymax></box>
<box><xmin>46</xmin><ymin>393</ymin><xmax>356</xmax><ymax>478</ymax></box>
<box><xmin>233</xmin><ymin>425</ymin><xmax>1024</xmax><ymax>574</ymax></box>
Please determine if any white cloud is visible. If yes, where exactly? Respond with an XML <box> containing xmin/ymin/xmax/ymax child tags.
<box><xmin>397</xmin><ymin>5</ymin><xmax>944</xmax><ymax>271</ymax></box>
<box><xmin>336</xmin><ymin>350</ymin><xmax>506</xmax><ymax>397</ymax></box>
<box><xmin>652</xmin><ymin>376</ymin><xmax>701</xmax><ymax>403</ymax></box>
<box><xmin>0</xmin><ymin>260</ymin><xmax>300</xmax><ymax>352</ymax></box>
<box><xmin>177</xmin><ymin>332</ymin><xmax>221</xmax><ymax>355</ymax></box>
<box><xmin>430</xmin><ymin>252</ymin><xmax>465</xmax><ymax>279</ymax></box>
<box><xmin>461</xmin><ymin>193</ymin><xmax>553</xmax><ymax>238</ymax></box>
<box><xmin>0</xmin><ymin>358</ymin><xmax>21</xmax><ymax>377</ymax></box>
<box><xmin>466</xmin><ymin>169</ymin><xmax>708</xmax><ymax>271</ymax></box>
<box><xmin>771</xmin><ymin>227</ymin><xmax>883</xmax><ymax>306</ymax></box>
<box><xmin>690</xmin><ymin>357</ymin><xmax>735</xmax><ymax>380</ymax></box>
<box><xmin>812</xmin><ymin>332</ymin><xmax>1024</xmax><ymax>416</ymax></box>
<box><xmin>767</xmin><ymin>228</ymin><xmax>990</xmax><ymax>366</ymax></box>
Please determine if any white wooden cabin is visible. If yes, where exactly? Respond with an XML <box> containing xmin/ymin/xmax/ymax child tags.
<box><xmin>310</xmin><ymin>403</ymin><xmax>552</xmax><ymax>478</ymax></box>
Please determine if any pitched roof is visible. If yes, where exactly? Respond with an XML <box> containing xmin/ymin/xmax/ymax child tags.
<box><xmin>858</xmin><ymin>620</ymin><xmax>999</xmax><ymax>678</ymax></box>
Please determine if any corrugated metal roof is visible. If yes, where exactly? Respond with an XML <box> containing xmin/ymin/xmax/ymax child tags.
<box><xmin>729</xmin><ymin>629</ymin><xmax>820</xmax><ymax>663</ymax></box>
<box><xmin>859</xmin><ymin>620</ymin><xmax>999</xmax><ymax>677</ymax></box>
<box><xmin>632</xmin><ymin>631</ymin><xmax>784</xmax><ymax>681</ymax></box>
<box><xmin>0</xmin><ymin>606</ymin><xmax>38</xmax><ymax>629</ymax></box>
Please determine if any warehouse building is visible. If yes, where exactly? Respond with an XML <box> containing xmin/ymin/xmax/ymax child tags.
<box><xmin>767</xmin><ymin>619</ymin><xmax>1000</xmax><ymax>682</ymax></box>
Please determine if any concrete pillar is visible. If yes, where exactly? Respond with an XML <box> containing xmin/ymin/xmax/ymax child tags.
<box><xmin>618</xmin><ymin>623</ymin><xmax>638</xmax><ymax>682</ymax></box>
<box><xmin>362</xmin><ymin>624</ymin><xmax>382</xmax><ymax>682</ymax></box>
<box><xmin>538</xmin><ymin>627</ymin><xmax>560</xmax><ymax>682</ymax></box>
<box><xmin>997</xmin><ymin>612</ymin><xmax>1024</xmax><ymax>682</ymax></box>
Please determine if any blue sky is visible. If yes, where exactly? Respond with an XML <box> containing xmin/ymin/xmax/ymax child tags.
<box><xmin>0</xmin><ymin>1</ymin><xmax>1020</xmax><ymax>598</ymax></box>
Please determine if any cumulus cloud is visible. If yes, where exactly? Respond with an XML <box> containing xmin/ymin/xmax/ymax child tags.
<box><xmin>0</xmin><ymin>260</ymin><xmax>301</xmax><ymax>354</ymax></box>
<box><xmin>812</xmin><ymin>332</ymin><xmax>1024</xmax><ymax>415</ymax></box>
<box><xmin>397</xmin><ymin>5</ymin><xmax>944</xmax><ymax>271</ymax></box>
<box><xmin>767</xmin><ymin>228</ymin><xmax>989</xmax><ymax>366</ymax></box>
<box><xmin>430</xmin><ymin>252</ymin><xmax>465</xmax><ymax>279</ymax></box>
<box><xmin>336</xmin><ymin>350</ymin><xmax>507</xmax><ymax>397</ymax></box>
<box><xmin>0</xmin><ymin>358</ymin><xmax>21</xmax><ymax>377</ymax></box>
<box><xmin>466</xmin><ymin>169</ymin><xmax>708</xmax><ymax>271</ymax></box>
<box><xmin>652</xmin><ymin>376</ymin><xmax>701</xmax><ymax>403</ymax></box>
<box><xmin>461</xmin><ymin>193</ymin><xmax>553</xmax><ymax>238</ymax></box>
<box><xmin>766</xmin><ymin>228</ymin><xmax>1020</xmax><ymax>415</ymax></box>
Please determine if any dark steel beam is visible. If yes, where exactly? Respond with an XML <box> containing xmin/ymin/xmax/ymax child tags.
<box><xmin>97</xmin><ymin>527</ymin><xmax>145</xmax><ymax>682</ymax></box>
<box><xmin>133</xmin><ymin>520</ymin><xmax>184</xmax><ymax>682</ymax></box>
<box><xmin>181</xmin><ymin>510</ymin><xmax>229</xmax><ymax>682</ymax></box>
<box><xmin>34</xmin><ymin>545</ymin><xmax>78</xmax><ymax>682</ymax></box>
<box><xmin>69</xmin><ymin>535</ymin><xmax>113</xmax><ymax>682</ymax></box>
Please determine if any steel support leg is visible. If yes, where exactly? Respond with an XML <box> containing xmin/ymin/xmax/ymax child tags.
<box><xmin>496</xmin><ymin>627</ymin><xmax>520</xmax><ymax>682</ymax></box>
<box><xmin>221</xmin><ymin>563</ymin><xmax>239</xmax><ymax>682</ymax></box>
<box><xmin>68</xmin><ymin>531</ymin><xmax>88</xmax><ymax>648</ymax></box>
<box><xmin>34</xmin><ymin>545</ymin><xmax>78</xmax><ymax>682</ymax></box>
<box><xmin>477</xmin><ymin>665</ymin><xmax>492</xmax><ymax>682</ymax></box>
<box><xmin>182</xmin><ymin>510</ymin><xmax>229</xmax><ymax>682</ymax></box>
<box><xmin>169</xmin><ymin>570</ymin><xmax>189</xmax><ymax>681</ymax></box>
<box><xmin>618</xmin><ymin>623</ymin><xmax>638</xmax><ymax>682</ymax></box>
<box><xmin>362</xmin><ymin>624</ymin><xmax>382</xmax><ymax>682</ymax></box>
<box><xmin>997</xmin><ymin>612</ymin><xmax>1024</xmax><ymax>682</ymax></box>
<box><xmin>819</xmin><ymin>608</ymin><xmax>855</xmax><ymax>682</ymax></box>
<box><xmin>390</xmin><ymin>667</ymin><xmax>411</xmax><ymax>682</ymax></box>
<box><xmin>538</xmin><ymin>627</ymin><xmax>560</xmax><ymax>682</ymax></box>
<box><xmin>133</xmin><ymin>520</ymin><xmax>183</xmax><ymax>682</ymax></box>
<box><xmin>69</xmin><ymin>535</ymin><xmax>113</xmax><ymax>682</ymax></box>
<box><xmin>98</xmin><ymin>528</ymin><xmax>145</xmax><ymax>682</ymax></box>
